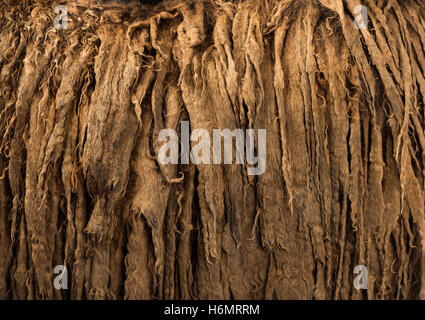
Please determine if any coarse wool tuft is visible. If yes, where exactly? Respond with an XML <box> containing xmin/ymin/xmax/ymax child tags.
<box><xmin>1</xmin><ymin>0</ymin><xmax>425</xmax><ymax>300</ymax></box>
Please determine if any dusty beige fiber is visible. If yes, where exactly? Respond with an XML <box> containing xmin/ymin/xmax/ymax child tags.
<box><xmin>1</xmin><ymin>0</ymin><xmax>425</xmax><ymax>300</ymax></box>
